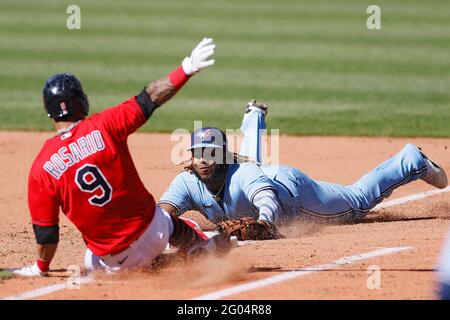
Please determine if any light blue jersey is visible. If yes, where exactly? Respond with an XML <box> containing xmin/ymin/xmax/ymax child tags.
<box><xmin>160</xmin><ymin>108</ymin><xmax>429</xmax><ymax>223</ymax></box>
<box><xmin>160</xmin><ymin>162</ymin><xmax>276</xmax><ymax>221</ymax></box>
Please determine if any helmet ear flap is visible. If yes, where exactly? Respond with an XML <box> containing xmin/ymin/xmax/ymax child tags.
<box><xmin>57</xmin><ymin>101</ymin><xmax>70</xmax><ymax>117</ymax></box>
<box><xmin>43</xmin><ymin>96</ymin><xmax>68</xmax><ymax>119</ymax></box>
<box><xmin>55</xmin><ymin>98</ymin><xmax>88</xmax><ymax>122</ymax></box>
<box><xmin>43</xmin><ymin>96</ymin><xmax>76</xmax><ymax>120</ymax></box>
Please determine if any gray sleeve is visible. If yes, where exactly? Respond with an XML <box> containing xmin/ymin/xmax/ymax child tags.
<box><xmin>252</xmin><ymin>189</ymin><xmax>282</xmax><ymax>223</ymax></box>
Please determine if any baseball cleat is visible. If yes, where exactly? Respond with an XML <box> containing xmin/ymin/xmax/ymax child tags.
<box><xmin>12</xmin><ymin>262</ymin><xmax>48</xmax><ymax>277</ymax></box>
<box><xmin>418</xmin><ymin>148</ymin><xmax>448</xmax><ymax>189</ymax></box>
<box><xmin>245</xmin><ymin>99</ymin><xmax>268</xmax><ymax>117</ymax></box>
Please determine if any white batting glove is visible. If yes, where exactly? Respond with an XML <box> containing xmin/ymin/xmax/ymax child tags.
<box><xmin>181</xmin><ymin>37</ymin><xmax>216</xmax><ymax>76</ymax></box>
<box><xmin>13</xmin><ymin>262</ymin><xmax>48</xmax><ymax>277</ymax></box>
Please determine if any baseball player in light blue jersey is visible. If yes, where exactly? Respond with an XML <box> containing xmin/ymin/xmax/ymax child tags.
<box><xmin>159</xmin><ymin>100</ymin><xmax>448</xmax><ymax>238</ymax></box>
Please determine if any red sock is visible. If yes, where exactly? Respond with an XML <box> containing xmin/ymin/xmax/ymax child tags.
<box><xmin>36</xmin><ymin>259</ymin><xmax>50</xmax><ymax>272</ymax></box>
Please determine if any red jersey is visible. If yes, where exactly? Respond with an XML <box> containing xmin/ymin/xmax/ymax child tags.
<box><xmin>28</xmin><ymin>96</ymin><xmax>155</xmax><ymax>256</ymax></box>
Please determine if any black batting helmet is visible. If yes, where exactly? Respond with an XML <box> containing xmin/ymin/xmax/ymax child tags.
<box><xmin>43</xmin><ymin>73</ymin><xmax>89</xmax><ymax>121</ymax></box>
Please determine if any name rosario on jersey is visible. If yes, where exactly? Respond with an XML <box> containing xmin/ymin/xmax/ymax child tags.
<box><xmin>43</xmin><ymin>130</ymin><xmax>105</xmax><ymax>180</ymax></box>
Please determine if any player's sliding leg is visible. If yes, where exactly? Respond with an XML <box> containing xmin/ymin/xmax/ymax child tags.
<box><xmin>239</xmin><ymin>99</ymin><xmax>268</xmax><ymax>163</ymax></box>
<box><xmin>85</xmin><ymin>207</ymin><xmax>233</xmax><ymax>272</ymax></box>
<box><xmin>346</xmin><ymin>143</ymin><xmax>447</xmax><ymax>217</ymax></box>
<box><xmin>84</xmin><ymin>206</ymin><xmax>174</xmax><ymax>272</ymax></box>
<box><xmin>169</xmin><ymin>215</ymin><xmax>233</xmax><ymax>257</ymax></box>
<box><xmin>169</xmin><ymin>214</ymin><xmax>208</xmax><ymax>249</ymax></box>
<box><xmin>342</xmin><ymin>143</ymin><xmax>428</xmax><ymax>216</ymax></box>
<box><xmin>291</xmin><ymin>144</ymin><xmax>446</xmax><ymax>220</ymax></box>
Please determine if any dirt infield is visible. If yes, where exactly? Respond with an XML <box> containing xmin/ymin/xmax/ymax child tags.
<box><xmin>0</xmin><ymin>132</ymin><xmax>449</xmax><ymax>299</ymax></box>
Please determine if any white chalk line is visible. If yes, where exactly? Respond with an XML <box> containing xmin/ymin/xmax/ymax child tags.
<box><xmin>3</xmin><ymin>275</ymin><xmax>94</xmax><ymax>300</ymax></box>
<box><xmin>192</xmin><ymin>186</ymin><xmax>449</xmax><ymax>300</ymax></box>
<box><xmin>3</xmin><ymin>186</ymin><xmax>449</xmax><ymax>300</ymax></box>
<box><xmin>192</xmin><ymin>246</ymin><xmax>412</xmax><ymax>300</ymax></box>
<box><xmin>374</xmin><ymin>186</ymin><xmax>450</xmax><ymax>210</ymax></box>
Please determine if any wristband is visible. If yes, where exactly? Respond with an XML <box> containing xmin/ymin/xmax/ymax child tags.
<box><xmin>168</xmin><ymin>66</ymin><xmax>191</xmax><ymax>89</ymax></box>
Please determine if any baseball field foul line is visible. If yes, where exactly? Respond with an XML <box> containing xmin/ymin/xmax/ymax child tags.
<box><xmin>192</xmin><ymin>246</ymin><xmax>412</xmax><ymax>300</ymax></box>
<box><xmin>374</xmin><ymin>186</ymin><xmax>450</xmax><ymax>210</ymax></box>
<box><xmin>3</xmin><ymin>275</ymin><xmax>94</xmax><ymax>300</ymax></box>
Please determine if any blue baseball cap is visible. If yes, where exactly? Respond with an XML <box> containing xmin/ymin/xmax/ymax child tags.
<box><xmin>188</xmin><ymin>127</ymin><xmax>227</xmax><ymax>151</ymax></box>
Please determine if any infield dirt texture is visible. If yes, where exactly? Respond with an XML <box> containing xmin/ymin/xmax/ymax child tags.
<box><xmin>0</xmin><ymin>0</ymin><xmax>449</xmax><ymax>300</ymax></box>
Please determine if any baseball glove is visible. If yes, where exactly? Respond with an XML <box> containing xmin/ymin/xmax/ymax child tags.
<box><xmin>215</xmin><ymin>217</ymin><xmax>282</xmax><ymax>241</ymax></box>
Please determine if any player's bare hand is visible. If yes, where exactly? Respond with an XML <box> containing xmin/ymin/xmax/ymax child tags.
<box><xmin>12</xmin><ymin>262</ymin><xmax>48</xmax><ymax>277</ymax></box>
<box><xmin>182</xmin><ymin>37</ymin><xmax>216</xmax><ymax>75</ymax></box>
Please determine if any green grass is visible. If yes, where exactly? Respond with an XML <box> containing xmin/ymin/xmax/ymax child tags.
<box><xmin>0</xmin><ymin>270</ymin><xmax>14</xmax><ymax>283</ymax></box>
<box><xmin>0</xmin><ymin>0</ymin><xmax>449</xmax><ymax>136</ymax></box>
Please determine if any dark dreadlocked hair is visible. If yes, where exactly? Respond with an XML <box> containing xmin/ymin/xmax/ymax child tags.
<box><xmin>180</xmin><ymin>152</ymin><xmax>253</xmax><ymax>173</ymax></box>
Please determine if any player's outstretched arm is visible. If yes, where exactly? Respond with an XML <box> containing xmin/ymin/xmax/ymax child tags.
<box><xmin>159</xmin><ymin>202</ymin><xmax>181</xmax><ymax>215</ymax></box>
<box><xmin>145</xmin><ymin>37</ymin><xmax>215</xmax><ymax>106</ymax></box>
<box><xmin>13</xmin><ymin>223</ymin><xmax>59</xmax><ymax>277</ymax></box>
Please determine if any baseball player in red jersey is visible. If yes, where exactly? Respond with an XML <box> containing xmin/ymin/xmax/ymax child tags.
<box><xmin>13</xmin><ymin>37</ymin><xmax>232</xmax><ymax>276</ymax></box>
